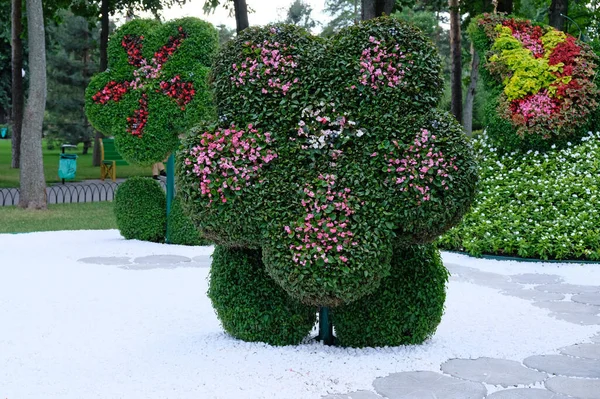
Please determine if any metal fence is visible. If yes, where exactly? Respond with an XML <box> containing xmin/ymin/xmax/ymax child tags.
<box><xmin>0</xmin><ymin>179</ymin><xmax>166</xmax><ymax>207</ymax></box>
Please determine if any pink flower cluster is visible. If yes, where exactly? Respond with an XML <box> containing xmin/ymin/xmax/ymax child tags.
<box><xmin>285</xmin><ymin>174</ymin><xmax>358</xmax><ymax>267</ymax></box>
<box><xmin>231</xmin><ymin>40</ymin><xmax>299</xmax><ymax>95</ymax></box>
<box><xmin>184</xmin><ymin>124</ymin><xmax>278</xmax><ymax>205</ymax></box>
<box><xmin>384</xmin><ymin>129</ymin><xmax>458</xmax><ymax>203</ymax></box>
<box><xmin>355</xmin><ymin>36</ymin><xmax>409</xmax><ymax>90</ymax></box>
<box><xmin>510</xmin><ymin>90</ymin><xmax>559</xmax><ymax>125</ymax></box>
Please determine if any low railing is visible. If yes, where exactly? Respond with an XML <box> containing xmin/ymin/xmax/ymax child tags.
<box><xmin>0</xmin><ymin>179</ymin><xmax>166</xmax><ymax>207</ymax></box>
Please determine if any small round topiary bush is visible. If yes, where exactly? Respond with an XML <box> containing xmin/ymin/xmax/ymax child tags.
<box><xmin>85</xmin><ymin>17</ymin><xmax>218</xmax><ymax>165</ymax></box>
<box><xmin>167</xmin><ymin>196</ymin><xmax>209</xmax><ymax>246</ymax></box>
<box><xmin>178</xmin><ymin>18</ymin><xmax>477</xmax><ymax>310</ymax></box>
<box><xmin>469</xmin><ymin>13</ymin><xmax>600</xmax><ymax>151</ymax></box>
<box><xmin>332</xmin><ymin>243</ymin><xmax>448</xmax><ymax>348</ymax></box>
<box><xmin>115</xmin><ymin>176</ymin><xmax>166</xmax><ymax>242</ymax></box>
<box><xmin>208</xmin><ymin>246</ymin><xmax>317</xmax><ymax>346</ymax></box>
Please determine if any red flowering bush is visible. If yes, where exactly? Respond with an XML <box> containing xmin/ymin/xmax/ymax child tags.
<box><xmin>85</xmin><ymin>18</ymin><xmax>218</xmax><ymax>165</ymax></box>
<box><xmin>470</xmin><ymin>14</ymin><xmax>599</xmax><ymax>150</ymax></box>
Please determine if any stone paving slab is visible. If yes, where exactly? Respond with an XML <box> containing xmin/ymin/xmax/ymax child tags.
<box><xmin>78</xmin><ymin>256</ymin><xmax>131</xmax><ymax>265</ymax></box>
<box><xmin>559</xmin><ymin>343</ymin><xmax>600</xmax><ymax>360</ymax></box>
<box><xmin>192</xmin><ymin>255</ymin><xmax>211</xmax><ymax>263</ymax></box>
<box><xmin>441</xmin><ymin>357</ymin><xmax>546</xmax><ymax>387</ymax></box>
<box><xmin>545</xmin><ymin>376</ymin><xmax>600</xmax><ymax>399</ymax></box>
<box><xmin>549</xmin><ymin>312</ymin><xmax>600</xmax><ymax>325</ymax></box>
<box><xmin>532</xmin><ymin>301</ymin><xmax>600</xmax><ymax>315</ymax></box>
<box><xmin>535</xmin><ymin>284</ymin><xmax>600</xmax><ymax>294</ymax></box>
<box><xmin>120</xmin><ymin>263</ymin><xmax>180</xmax><ymax>270</ymax></box>
<box><xmin>132</xmin><ymin>255</ymin><xmax>191</xmax><ymax>264</ymax></box>
<box><xmin>372</xmin><ymin>371</ymin><xmax>486</xmax><ymax>399</ymax></box>
<box><xmin>322</xmin><ymin>391</ymin><xmax>383</xmax><ymax>399</ymax></box>
<box><xmin>572</xmin><ymin>293</ymin><xmax>600</xmax><ymax>306</ymax></box>
<box><xmin>486</xmin><ymin>388</ymin><xmax>569</xmax><ymax>398</ymax></box>
<box><xmin>523</xmin><ymin>355</ymin><xmax>600</xmax><ymax>378</ymax></box>
<box><xmin>509</xmin><ymin>274</ymin><xmax>564</xmax><ymax>285</ymax></box>
<box><xmin>501</xmin><ymin>289</ymin><xmax>564</xmax><ymax>302</ymax></box>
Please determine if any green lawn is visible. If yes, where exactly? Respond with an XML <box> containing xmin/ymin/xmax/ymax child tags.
<box><xmin>0</xmin><ymin>139</ymin><xmax>150</xmax><ymax>188</ymax></box>
<box><xmin>0</xmin><ymin>201</ymin><xmax>117</xmax><ymax>233</ymax></box>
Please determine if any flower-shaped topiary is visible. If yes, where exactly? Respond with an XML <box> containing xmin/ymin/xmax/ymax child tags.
<box><xmin>469</xmin><ymin>13</ymin><xmax>599</xmax><ymax>150</ymax></box>
<box><xmin>85</xmin><ymin>18</ymin><xmax>218</xmax><ymax>165</ymax></box>
<box><xmin>177</xmin><ymin>18</ymin><xmax>478</xmax><ymax>346</ymax></box>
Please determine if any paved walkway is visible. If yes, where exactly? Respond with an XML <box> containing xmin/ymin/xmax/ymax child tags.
<box><xmin>78</xmin><ymin>255</ymin><xmax>600</xmax><ymax>399</ymax></box>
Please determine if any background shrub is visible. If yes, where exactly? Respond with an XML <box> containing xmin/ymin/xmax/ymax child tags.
<box><xmin>115</xmin><ymin>176</ymin><xmax>166</xmax><ymax>242</ymax></box>
<box><xmin>333</xmin><ymin>243</ymin><xmax>448</xmax><ymax>348</ymax></box>
<box><xmin>167</xmin><ymin>196</ymin><xmax>209</xmax><ymax>246</ymax></box>
<box><xmin>469</xmin><ymin>13</ymin><xmax>599</xmax><ymax>151</ymax></box>
<box><xmin>208</xmin><ymin>246</ymin><xmax>317</xmax><ymax>346</ymax></box>
<box><xmin>86</xmin><ymin>18</ymin><xmax>218</xmax><ymax>165</ymax></box>
<box><xmin>438</xmin><ymin>131</ymin><xmax>600</xmax><ymax>260</ymax></box>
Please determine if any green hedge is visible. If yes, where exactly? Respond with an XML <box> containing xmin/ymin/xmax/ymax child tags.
<box><xmin>208</xmin><ymin>246</ymin><xmax>316</xmax><ymax>346</ymax></box>
<box><xmin>167</xmin><ymin>196</ymin><xmax>209</xmax><ymax>246</ymax></box>
<box><xmin>469</xmin><ymin>13</ymin><xmax>600</xmax><ymax>151</ymax></box>
<box><xmin>86</xmin><ymin>18</ymin><xmax>218</xmax><ymax>165</ymax></box>
<box><xmin>438</xmin><ymin>131</ymin><xmax>600</xmax><ymax>260</ymax></box>
<box><xmin>333</xmin><ymin>243</ymin><xmax>448</xmax><ymax>348</ymax></box>
<box><xmin>115</xmin><ymin>176</ymin><xmax>166</xmax><ymax>242</ymax></box>
<box><xmin>178</xmin><ymin>18</ymin><xmax>477</xmax><ymax>308</ymax></box>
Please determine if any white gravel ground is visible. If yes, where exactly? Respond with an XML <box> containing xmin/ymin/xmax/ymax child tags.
<box><xmin>1</xmin><ymin>230</ymin><xmax>599</xmax><ymax>399</ymax></box>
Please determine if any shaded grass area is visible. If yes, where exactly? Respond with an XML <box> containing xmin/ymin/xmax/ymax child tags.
<box><xmin>0</xmin><ymin>201</ymin><xmax>117</xmax><ymax>234</ymax></box>
<box><xmin>0</xmin><ymin>139</ymin><xmax>150</xmax><ymax>188</ymax></box>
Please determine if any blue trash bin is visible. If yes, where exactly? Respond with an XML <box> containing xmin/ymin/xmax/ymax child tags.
<box><xmin>0</xmin><ymin>127</ymin><xmax>7</xmax><ymax>139</ymax></box>
<box><xmin>58</xmin><ymin>153</ymin><xmax>78</xmax><ymax>181</ymax></box>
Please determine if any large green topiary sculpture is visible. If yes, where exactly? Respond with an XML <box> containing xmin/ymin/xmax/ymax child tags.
<box><xmin>85</xmin><ymin>18</ymin><xmax>218</xmax><ymax>165</ymax></box>
<box><xmin>115</xmin><ymin>176</ymin><xmax>166</xmax><ymax>242</ymax></box>
<box><xmin>178</xmin><ymin>17</ymin><xmax>477</xmax><ymax>346</ymax></box>
<box><xmin>208</xmin><ymin>246</ymin><xmax>317</xmax><ymax>346</ymax></box>
<box><xmin>333</xmin><ymin>243</ymin><xmax>448</xmax><ymax>348</ymax></box>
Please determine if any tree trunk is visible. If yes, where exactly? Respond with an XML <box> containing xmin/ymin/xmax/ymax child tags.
<box><xmin>496</xmin><ymin>0</ymin><xmax>513</xmax><ymax>13</ymax></box>
<box><xmin>19</xmin><ymin>0</ymin><xmax>47</xmax><ymax>209</ymax></box>
<box><xmin>11</xmin><ymin>0</ymin><xmax>24</xmax><ymax>169</ymax></box>
<box><xmin>233</xmin><ymin>0</ymin><xmax>249</xmax><ymax>33</ymax></box>
<box><xmin>361</xmin><ymin>0</ymin><xmax>376</xmax><ymax>20</ymax></box>
<box><xmin>361</xmin><ymin>0</ymin><xmax>393</xmax><ymax>20</ymax></box>
<box><xmin>449</xmin><ymin>0</ymin><xmax>462</xmax><ymax>124</ymax></box>
<box><xmin>94</xmin><ymin>0</ymin><xmax>110</xmax><ymax>167</ymax></box>
<box><xmin>463</xmin><ymin>42</ymin><xmax>480</xmax><ymax>136</ymax></box>
<box><xmin>549</xmin><ymin>0</ymin><xmax>568</xmax><ymax>31</ymax></box>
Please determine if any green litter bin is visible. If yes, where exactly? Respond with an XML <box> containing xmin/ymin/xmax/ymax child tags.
<box><xmin>58</xmin><ymin>153</ymin><xmax>78</xmax><ymax>182</ymax></box>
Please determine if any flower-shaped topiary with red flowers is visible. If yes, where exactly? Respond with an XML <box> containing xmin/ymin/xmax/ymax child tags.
<box><xmin>177</xmin><ymin>19</ymin><xmax>478</xmax><ymax>347</ymax></box>
<box><xmin>85</xmin><ymin>18</ymin><xmax>218</xmax><ymax>165</ymax></box>
<box><xmin>469</xmin><ymin>14</ymin><xmax>599</xmax><ymax>150</ymax></box>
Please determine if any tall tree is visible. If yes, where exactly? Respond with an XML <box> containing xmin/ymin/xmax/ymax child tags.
<box><xmin>549</xmin><ymin>0</ymin><xmax>568</xmax><ymax>31</ymax></box>
<box><xmin>11</xmin><ymin>0</ymin><xmax>24</xmax><ymax>168</ymax></box>
<box><xmin>45</xmin><ymin>12</ymin><xmax>100</xmax><ymax>153</ymax></box>
<box><xmin>361</xmin><ymin>0</ymin><xmax>394</xmax><ymax>20</ymax></box>
<box><xmin>203</xmin><ymin>0</ymin><xmax>249</xmax><ymax>33</ymax></box>
<box><xmin>216</xmin><ymin>23</ymin><xmax>235</xmax><ymax>45</ymax></box>
<box><xmin>19</xmin><ymin>0</ymin><xmax>47</xmax><ymax>209</ymax></box>
<box><xmin>285</xmin><ymin>0</ymin><xmax>318</xmax><ymax>30</ymax></box>
<box><xmin>449</xmin><ymin>0</ymin><xmax>462</xmax><ymax>123</ymax></box>
<box><xmin>0</xmin><ymin>0</ymin><xmax>12</xmax><ymax>124</ymax></box>
<box><xmin>463</xmin><ymin>43</ymin><xmax>479</xmax><ymax>135</ymax></box>
<box><xmin>322</xmin><ymin>0</ymin><xmax>360</xmax><ymax>37</ymax></box>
